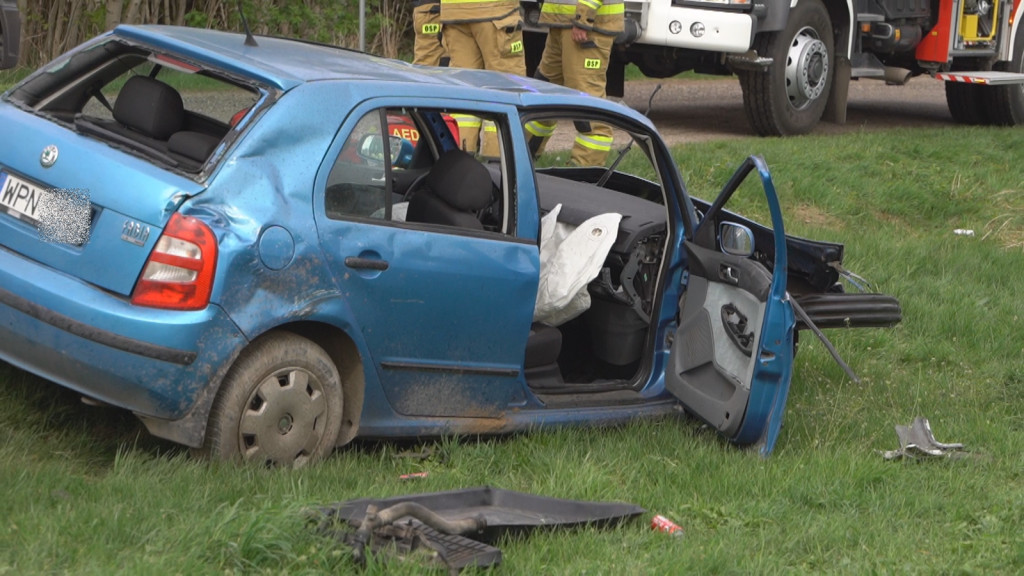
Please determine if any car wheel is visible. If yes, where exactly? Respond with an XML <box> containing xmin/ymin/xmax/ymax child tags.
<box><xmin>739</xmin><ymin>0</ymin><xmax>834</xmax><ymax>136</ymax></box>
<box><xmin>197</xmin><ymin>332</ymin><xmax>343</xmax><ymax>468</ymax></box>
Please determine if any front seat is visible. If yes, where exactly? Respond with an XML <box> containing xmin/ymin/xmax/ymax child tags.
<box><xmin>406</xmin><ymin>149</ymin><xmax>493</xmax><ymax>229</ymax></box>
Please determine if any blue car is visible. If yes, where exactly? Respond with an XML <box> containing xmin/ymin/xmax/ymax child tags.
<box><xmin>0</xmin><ymin>26</ymin><xmax>899</xmax><ymax>467</ymax></box>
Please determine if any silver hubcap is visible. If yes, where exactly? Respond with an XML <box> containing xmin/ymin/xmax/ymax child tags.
<box><xmin>785</xmin><ymin>27</ymin><xmax>829</xmax><ymax>110</ymax></box>
<box><xmin>238</xmin><ymin>367</ymin><xmax>327</xmax><ymax>467</ymax></box>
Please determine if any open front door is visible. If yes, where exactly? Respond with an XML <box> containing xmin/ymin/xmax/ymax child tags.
<box><xmin>666</xmin><ymin>156</ymin><xmax>795</xmax><ymax>456</ymax></box>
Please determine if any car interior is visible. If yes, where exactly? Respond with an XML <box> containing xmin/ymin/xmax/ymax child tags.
<box><xmin>325</xmin><ymin>107</ymin><xmax>673</xmax><ymax>397</ymax></box>
<box><xmin>6</xmin><ymin>39</ymin><xmax>260</xmax><ymax>175</ymax></box>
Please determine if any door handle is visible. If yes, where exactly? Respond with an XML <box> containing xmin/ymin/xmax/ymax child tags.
<box><xmin>719</xmin><ymin>264</ymin><xmax>740</xmax><ymax>285</ymax></box>
<box><xmin>344</xmin><ymin>256</ymin><xmax>389</xmax><ymax>271</ymax></box>
<box><xmin>721</xmin><ymin>303</ymin><xmax>754</xmax><ymax>356</ymax></box>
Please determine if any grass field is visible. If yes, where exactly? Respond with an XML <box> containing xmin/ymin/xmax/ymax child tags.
<box><xmin>1</xmin><ymin>124</ymin><xmax>1022</xmax><ymax>574</ymax></box>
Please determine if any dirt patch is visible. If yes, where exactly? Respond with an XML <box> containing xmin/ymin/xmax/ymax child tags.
<box><xmin>790</xmin><ymin>203</ymin><xmax>842</xmax><ymax>230</ymax></box>
<box><xmin>618</xmin><ymin>77</ymin><xmax>953</xmax><ymax>145</ymax></box>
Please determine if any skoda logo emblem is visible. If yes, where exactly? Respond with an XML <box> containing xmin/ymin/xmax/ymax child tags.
<box><xmin>40</xmin><ymin>145</ymin><xmax>59</xmax><ymax>168</ymax></box>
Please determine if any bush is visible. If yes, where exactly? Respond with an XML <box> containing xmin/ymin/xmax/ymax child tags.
<box><xmin>14</xmin><ymin>0</ymin><xmax>412</xmax><ymax>68</ymax></box>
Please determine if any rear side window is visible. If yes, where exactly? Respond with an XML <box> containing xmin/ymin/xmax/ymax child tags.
<box><xmin>6</xmin><ymin>38</ymin><xmax>263</xmax><ymax>176</ymax></box>
<box><xmin>324</xmin><ymin>106</ymin><xmax>514</xmax><ymax>236</ymax></box>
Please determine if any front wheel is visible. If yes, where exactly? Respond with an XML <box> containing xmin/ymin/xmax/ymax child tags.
<box><xmin>739</xmin><ymin>0</ymin><xmax>834</xmax><ymax>136</ymax></box>
<box><xmin>196</xmin><ymin>332</ymin><xmax>344</xmax><ymax>468</ymax></box>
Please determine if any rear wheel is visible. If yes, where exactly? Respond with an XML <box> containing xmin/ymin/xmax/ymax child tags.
<box><xmin>740</xmin><ymin>0</ymin><xmax>833</xmax><ymax>136</ymax></box>
<box><xmin>196</xmin><ymin>332</ymin><xmax>343</xmax><ymax>468</ymax></box>
<box><xmin>945</xmin><ymin>81</ymin><xmax>991</xmax><ymax>125</ymax></box>
<box><xmin>985</xmin><ymin>25</ymin><xmax>1024</xmax><ymax>126</ymax></box>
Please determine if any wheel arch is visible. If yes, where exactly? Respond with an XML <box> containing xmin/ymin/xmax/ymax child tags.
<box><xmin>140</xmin><ymin>320</ymin><xmax>365</xmax><ymax>450</ymax></box>
<box><xmin>1005</xmin><ymin>4</ymin><xmax>1024</xmax><ymax>63</ymax></box>
<box><xmin>277</xmin><ymin>321</ymin><xmax>365</xmax><ymax>448</ymax></box>
<box><xmin>823</xmin><ymin>0</ymin><xmax>853</xmax><ymax>59</ymax></box>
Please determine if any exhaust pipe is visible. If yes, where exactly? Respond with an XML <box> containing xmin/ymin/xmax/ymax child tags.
<box><xmin>884</xmin><ymin>67</ymin><xmax>913</xmax><ymax>85</ymax></box>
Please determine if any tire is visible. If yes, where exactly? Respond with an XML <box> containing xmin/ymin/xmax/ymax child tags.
<box><xmin>196</xmin><ymin>332</ymin><xmax>343</xmax><ymax>468</ymax></box>
<box><xmin>739</xmin><ymin>0</ymin><xmax>834</xmax><ymax>136</ymax></box>
<box><xmin>945</xmin><ymin>82</ymin><xmax>990</xmax><ymax>125</ymax></box>
<box><xmin>985</xmin><ymin>24</ymin><xmax>1024</xmax><ymax>126</ymax></box>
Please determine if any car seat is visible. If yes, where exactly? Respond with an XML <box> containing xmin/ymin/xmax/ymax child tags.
<box><xmin>406</xmin><ymin>149</ymin><xmax>493</xmax><ymax>229</ymax></box>
<box><xmin>113</xmin><ymin>76</ymin><xmax>184</xmax><ymax>141</ymax></box>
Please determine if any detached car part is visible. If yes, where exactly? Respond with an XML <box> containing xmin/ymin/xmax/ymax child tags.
<box><xmin>315</xmin><ymin>486</ymin><xmax>645</xmax><ymax>571</ymax></box>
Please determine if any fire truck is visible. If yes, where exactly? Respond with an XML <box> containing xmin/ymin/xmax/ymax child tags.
<box><xmin>520</xmin><ymin>0</ymin><xmax>1024</xmax><ymax>136</ymax></box>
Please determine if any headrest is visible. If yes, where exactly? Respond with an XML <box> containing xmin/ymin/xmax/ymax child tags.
<box><xmin>425</xmin><ymin>149</ymin><xmax>494</xmax><ymax>211</ymax></box>
<box><xmin>113</xmin><ymin>76</ymin><xmax>184</xmax><ymax>139</ymax></box>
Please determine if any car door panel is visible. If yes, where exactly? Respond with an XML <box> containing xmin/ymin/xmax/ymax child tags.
<box><xmin>668</xmin><ymin>241</ymin><xmax>772</xmax><ymax>438</ymax></box>
<box><xmin>665</xmin><ymin>156</ymin><xmax>795</xmax><ymax>455</ymax></box>
<box><xmin>314</xmin><ymin>101</ymin><xmax>537</xmax><ymax>420</ymax></box>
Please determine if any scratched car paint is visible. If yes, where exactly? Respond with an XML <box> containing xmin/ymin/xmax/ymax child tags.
<box><xmin>0</xmin><ymin>25</ymin><xmax>899</xmax><ymax>467</ymax></box>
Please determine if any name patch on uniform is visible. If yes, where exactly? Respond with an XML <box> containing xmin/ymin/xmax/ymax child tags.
<box><xmin>422</xmin><ymin>23</ymin><xmax>441</xmax><ymax>35</ymax></box>
<box><xmin>510</xmin><ymin>40</ymin><xmax>523</xmax><ymax>54</ymax></box>
<box><xmin>584</xmin><ymin>58</ymin><xmax>602</xmax><ymax>69</ymax></box>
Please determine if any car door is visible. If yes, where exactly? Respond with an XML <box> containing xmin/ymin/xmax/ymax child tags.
<box><xmin>666</xmin><ymin>156</ymin><xmax>796</xmax><ymax>456</ymax></box>
<box><xmin>313</xmin><ymin>101</ymin><xmax>538</xmax><ymax>419</ymax></box>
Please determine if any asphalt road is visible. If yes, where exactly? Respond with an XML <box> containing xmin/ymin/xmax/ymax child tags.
<box><xmin>619</xmin><ymin>76</ymin><xmax>953</xmax><ymax>144</ymax></box>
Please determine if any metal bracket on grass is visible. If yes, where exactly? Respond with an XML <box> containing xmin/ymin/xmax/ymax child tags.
<box><xmin>882</xmin><ymin>417</ymin><xmax>966</xmax><ymax>460</ymax></box>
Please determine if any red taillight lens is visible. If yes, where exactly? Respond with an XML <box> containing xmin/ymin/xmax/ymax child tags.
<box><xmin>130</xmin><ymin>213</ymin><xmax>217</xmax><ymax>310</ymax></box>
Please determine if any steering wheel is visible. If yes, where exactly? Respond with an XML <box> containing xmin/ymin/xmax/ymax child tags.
<box><xmin>402</xmin><ymin>170</ymin><xmax>431</xmax><ymax>201</ymax></box>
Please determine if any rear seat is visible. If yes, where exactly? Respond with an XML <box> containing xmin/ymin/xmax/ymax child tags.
<box><xmin>106</xmin><ymin>76</ymin><xmax>222</xmax><ymax>168</ymax></box>
<box><xmin>111</xmin><ymin>76</ymin><xmax>185</xmax><ymax>149</ymax></box>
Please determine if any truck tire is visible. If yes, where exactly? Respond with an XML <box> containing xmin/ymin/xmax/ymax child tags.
<box><xmin>945</xmin><ymin>82</ymin><xmax>990</xmax><ymax>125</ymax></box>
<box><xmin>985</xmin><ymin>24</ymin><xmax>1024</xmax><ymax>126</ymax></box>
<box><xmin>739</xmin><ymin>0</ymin><xmax>833</xmax><ymax>136</ymax></box>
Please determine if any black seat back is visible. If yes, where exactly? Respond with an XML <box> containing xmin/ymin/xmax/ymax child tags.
<box><xmin>113</xmin><ymin>76</ymin><xmax>184</xmax><ymax>140</ymax></box>
<box><xmin>407</xmin><ymin>149</ymin><xmax>493</xmax><ymax>229</ymax></box>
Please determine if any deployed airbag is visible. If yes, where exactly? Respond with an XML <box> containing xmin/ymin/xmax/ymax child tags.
<box><xmin>534</xmin><ymin>204</ymin><xmax>622</xmax><ymax>326</ymax></box>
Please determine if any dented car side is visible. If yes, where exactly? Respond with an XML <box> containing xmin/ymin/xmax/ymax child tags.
<box><xmin>0</xmin><ymin>26</ymin><xmax>899</xmax><ymax>467</ymax></box>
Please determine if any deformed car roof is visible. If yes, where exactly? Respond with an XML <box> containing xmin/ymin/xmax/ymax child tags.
<box><xmin>112</xmin><ymin>25</ymin><xmax>577</xmax><ymax>101</ymax></box>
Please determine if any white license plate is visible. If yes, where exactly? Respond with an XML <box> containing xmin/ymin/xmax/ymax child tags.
<box><xmin>0</xmin><ymin>171</ymin><xmax>50</xmax><ymax>225</ymax></box>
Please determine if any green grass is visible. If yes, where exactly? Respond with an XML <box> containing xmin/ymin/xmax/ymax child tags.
<box><xmin>2</xmin><ymin>127</ymin><xmax>1023</xmax><ymax>574</ymax></box>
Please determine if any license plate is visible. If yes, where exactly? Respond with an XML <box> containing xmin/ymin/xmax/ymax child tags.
<box><xmin>0</xmin><ymin>171</ymin><xmax>49</xmax><ymax>225</ymax></box>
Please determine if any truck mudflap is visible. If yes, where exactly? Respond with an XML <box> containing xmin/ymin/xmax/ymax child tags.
<box><xmin>793</xmin><ymin>292</ymin><xmax>902</xmax><ymax>331</ymax></box>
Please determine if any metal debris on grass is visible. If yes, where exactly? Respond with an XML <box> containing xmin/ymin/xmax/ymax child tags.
<box><xmin>882</xmin><ymin>417</ymin><xmax>966</xmax><ymax>460</ymax></box>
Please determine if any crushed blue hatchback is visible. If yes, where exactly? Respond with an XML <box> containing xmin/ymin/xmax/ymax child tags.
<box><xmin>0</xmin><ymin>26</ymin><xmax>900</xmax><ymax>467</ymax></box>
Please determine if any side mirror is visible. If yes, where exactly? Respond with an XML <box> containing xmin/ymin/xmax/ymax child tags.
<box><xmin>720</xmin><ymin>222</ymin><xmax>754</xmax><ymax>257</ymax></box>
<box><xmin>0</xmin><ymin>3</ymin><xmax>22</xmax><ymax>70</ymax></box>
<box><xmin>357</xmin><ymin>134</ymin><xmax>414</xmax><ymax>169</ymax></box>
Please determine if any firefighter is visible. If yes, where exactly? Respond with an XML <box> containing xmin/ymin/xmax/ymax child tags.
<box><xmin>525</xmin><ymin>0</ymin><xmax>624</xmax><ymax>166</ymax></box>
<box><xmin>412</xmin><ymin>0</ymin><xmax>448</xmax><ymax>67</ymax></box>
<box><xmin>440</xmin><ymin>0</ymin><xmax>526</xmax><ymax>155</ymax></box>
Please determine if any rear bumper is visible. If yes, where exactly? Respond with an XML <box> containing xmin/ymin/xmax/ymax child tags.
<box><xmin>0</xmin><ymin>244</ymin><xmax>247</xmax><ymax>421</ymax></box>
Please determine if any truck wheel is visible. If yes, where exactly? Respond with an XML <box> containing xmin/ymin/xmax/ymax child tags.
<box><xmin>196</xmin><ymin>332</ymin><xmax>343</xmax><ymax>468</ymax></box>
<box><xmin>985</xmin><ymin>24</ymin><xmax>1024</xmax><ymax>126</ymax></box>
<box><xmin>945</xmin><ymin>82</ymin><xmax>990</xmax><ymax>125</ymax></box>
<box><xmin>739</xmin><ymin>0</ymin><xmax>833</xmax><ymax>136</ymax></box>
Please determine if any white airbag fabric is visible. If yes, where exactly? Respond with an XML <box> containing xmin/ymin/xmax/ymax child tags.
<box><xmin>534</xmin><ymin>204</ymin><xmax>622</xmax><ymax>326</ymax></box>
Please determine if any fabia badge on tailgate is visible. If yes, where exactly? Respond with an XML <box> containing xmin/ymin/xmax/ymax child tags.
<box><xmin>121</xmin><ymin>219</ymin><xmax>151</xmax><ymax>246</ymax></box>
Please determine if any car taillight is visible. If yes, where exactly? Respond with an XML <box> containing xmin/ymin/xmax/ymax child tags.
<box><xmin>130</xmin><ymin>213</ymin><xmax>217</xmax><ymax>310</ymax></box>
